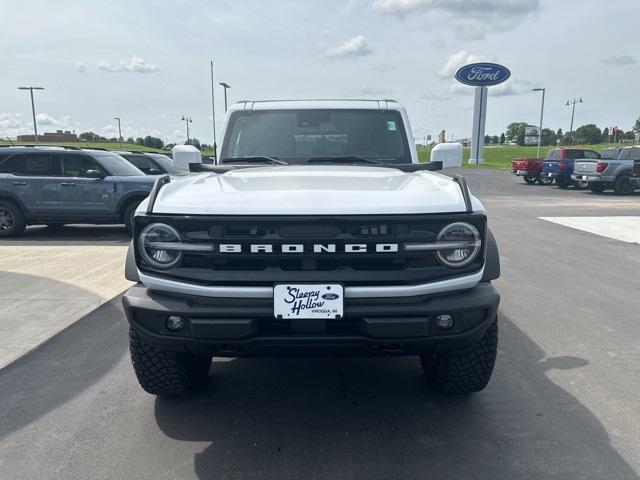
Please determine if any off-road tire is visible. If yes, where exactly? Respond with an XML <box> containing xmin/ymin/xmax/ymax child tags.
<box><xmin>0</xmin><ymin>200</ymin><xmax>26</xmax><ymax>237</ymax></box>
<box><xmin>556</xmin><ymin>176</ymin><xmax>570</xmax><ymax>189</ymax></box>
<box><xmin>129</xmin><ymin>328</ymin><xmax>211</xmax><ymax>396</ymax></box>
<box><xmin>589</xmin><ymin>183</ymin><xmax>606</xmax><ymax>193</ymax></box>
<box><xmin>123</xmin><ymin>202</ymin><xmax>140</xmax><ymax>234</ymax></box>
<box><xmin>523</xmin><ymin>175</ymin><xmax>538</xmax><ymax>184</ymax></box>
<box><xmin>420</xmin><ymin>319</ymin><xmax>498</xmax><ymax>394</ymax></box>
<box><xmin>613</xmin><ymin>175</ymin><xmax>634</xmax><ymax>195</ymax></box>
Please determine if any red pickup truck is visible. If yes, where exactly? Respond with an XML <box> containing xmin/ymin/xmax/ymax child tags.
<box><xmin>511</xmin><ymin>157</ymin><xmax>552</xmax><ymax>185</ymax></box>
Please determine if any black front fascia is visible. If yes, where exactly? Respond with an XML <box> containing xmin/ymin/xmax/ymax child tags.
<box><xmin>133</xmin><ymin>213</ymin><xmax>487</xmax><ymax>287</ymax></box>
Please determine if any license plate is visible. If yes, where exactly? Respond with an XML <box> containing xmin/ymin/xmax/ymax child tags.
<box><xmin>274</xmin><ymin>284</ymin><xmax>344</xmax><ymax>319</ymax></box>
<box><xmin>547</xmin><ymin>173</ymin><xmax>553</xmax><ymax>177</ymax></box>
<box><xmin>517</xmin><ymin>170</ymin><xmax>527</xmax><ymax>175</ymax></box>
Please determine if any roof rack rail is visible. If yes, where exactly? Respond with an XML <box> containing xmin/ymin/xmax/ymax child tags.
<box><xmin>452</xmin><ymin>174</ymin><xmax>472</xmax><ymax>213</ymax></box>
<box><xmin>146</xmin><ymin>175</ymin><xmax>171</xmax><ymax>214</ymax></box>
<box><xmin>0</xmin><ymin>144</ymin><xmax>82</xmax><ymax>150</ymax></box>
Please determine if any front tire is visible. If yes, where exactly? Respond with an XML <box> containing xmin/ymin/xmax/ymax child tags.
<box><xmin>538</xmin><ymin>175</ymin><xmax>553</xmax><ymax>185</ymax></box>
<box><xmin>420</xmin><ymin>319</ymin><xmax>498</xmax><ymax>394</ymax></box>
<box><xmin>556</xmin><ymin>176</ymin><xmax>570</xmax><ymax>189</ymax></box>
<box><xmin>613</xmin><ymin>175</ymin><xmax>634</xmax><ymax>195</ymax></box>
<box><xmin>589</xmin><ymin>183</ymin><xmax>606</xmax><ymax>193</ymax></box>
<box><xmin>523</xmin><ymin>175</ymin><xmax>538</xmax><ymax>184</ymax></box>
<box><xmin>0</xmin><ymin>200</ymin><xmax>26</xmax><ymax>237</ymax></box>
<box><xmin>129</xmin><ymin>328</ymin><xmax>211</xmax><ymax>396</ymax></box>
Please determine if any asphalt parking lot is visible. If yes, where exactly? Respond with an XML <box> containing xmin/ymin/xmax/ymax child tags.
<box><xmin>1</xmin><ymin>169</ymin><xmax>639</xmax><ymax>480</ymax></box>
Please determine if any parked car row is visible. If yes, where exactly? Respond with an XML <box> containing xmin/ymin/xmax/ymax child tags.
<box><xmin>512</xmin><ymin>146</ymin><xmax>640</xmax><ymax>195</ymax></box>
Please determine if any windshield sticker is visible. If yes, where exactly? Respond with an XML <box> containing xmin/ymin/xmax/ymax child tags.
<box><xmin>387</xmin><ymin>121</ymin><xmax>397</xmax><ymax>131</ymax></box>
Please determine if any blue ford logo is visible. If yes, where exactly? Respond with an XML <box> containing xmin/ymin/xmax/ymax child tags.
<box><xmin>455</xmin><ymin>63</ymin><xmax>510</xmax><ymax>87</ymax></box>
<box><xmin>322</xmin><ymin>293</ymin><xmax>339</xmax><ymax>300</ymax></box>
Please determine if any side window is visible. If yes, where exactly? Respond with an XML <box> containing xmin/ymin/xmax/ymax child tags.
<box><xmin>125</xmin><ymin>155</ymin><xmax>153</xmax><ymax>173</ymax></box>
<box><xmin>630</xmin><ymin>148</ymin><xmax>640</xmax><ymax>160</ymax></box>
<box><xmin>584</xmin><ymin>151</ymin><xmax>599</xmax><ymax>159</ymax></box>
<box><xmin>62</xmin><ymin>154</ymin><xmax>105</xmax><ymax>177</ymax></box>
<box><xmin>0</xmin><ymin>153</ymin><xmax>53</xmax><ymax>176</ymax></box>
<box><xmin>546</xmin><ymin>150</ymin><xmax>559</xmax><ymax>161</ymax></box>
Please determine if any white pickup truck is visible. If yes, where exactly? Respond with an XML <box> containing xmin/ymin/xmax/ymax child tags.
<box><xmin>121</xmin><ymin>100</ymin><xmax>501</xmax><ymax>397</ymax></box>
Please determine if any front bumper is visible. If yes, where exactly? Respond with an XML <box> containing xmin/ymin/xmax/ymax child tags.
<box><xmin>122</xmin><ymin>282</ymin><xmax>500</xmax><ymax>357</ymax></box>
<box><xmin>512</xmin><ymin>169</ymin><xmax>534</xmax><ymax>176</ymax></box>
<box><xmin>629</xmin><ymin>177</ymin><xmax>640</xmax><ymax>186</ymax></box>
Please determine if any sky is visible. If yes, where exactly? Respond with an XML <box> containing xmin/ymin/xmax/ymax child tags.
<box><xmin>1</xmin><ymin>0</ymin><xmax>638</xmax><ymax>144</ymax></box>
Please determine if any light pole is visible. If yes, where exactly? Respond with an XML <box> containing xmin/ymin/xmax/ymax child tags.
<box><xmin>113</xmin><ymin>116</ymin><xmax>122</xmax><ymax>147</ymax></box>
<box><xmin>532</xmin><ymin>88</ymin><xmax>545</xmax><ymax>158</ymax></box>
<box><xmin>219</xmin><ymin>82</ymin><xmax>230</xmax><ymax>112</ymax></box>
<box><xmin>181</xmin><ymin>116</ymin><xmax>193</xmax><ymax>143</ymax></box>
<box><xmin>210</xmin><ymin>60</ymin><xmax>217</xmax><ymax>159</ymax></box>
<box><xmin>18</xmin><ymin>86</ymin><xmax>45</xmax><ymax>143</ymax></box>
<box><xmin>566</xmin><ymin>97</ymin><xmax>582</xmax><ymax>145</ymax></box>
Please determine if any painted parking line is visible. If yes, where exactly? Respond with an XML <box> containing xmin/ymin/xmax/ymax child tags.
<box><xmin>539</xmin><ymin>216</ymin><xmax>640</xmax><ymax>245</ymax></box>
<box><xmin>0</xmin><ymin>245</ymin><xmax>131</xmax><ymax>369</ymax></box>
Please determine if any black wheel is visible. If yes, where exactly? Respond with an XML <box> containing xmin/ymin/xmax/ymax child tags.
<box><xmin>129</xmin><ymin>328</ymin><xmax>211</xmax><ymax>396</ymax></box>
<box><xmin>589</xmin><ymin>183</ymin><xmax>606</xmax><ymax>193</ymax></box>
<box><xmin>123</xmin><ymin>202</ymin><xmax>140</xmax><ymax>234</ymax></box>
<box><xmin>613</xmin><ymin>175</ymin><xmax>634</xmax><ymax>195</ymax></box>
<box><xmin>538</xmin><ymin>175</ymin><xmax>553</xmax><ymax>185</ymax></box>
<box><xmin>523</xmin><ymin>175</ymin><xmax>538</xmax><ymax>184</ymax></box>
<box><xmin>556</xmin><ymin>176</ymin><xmax>570</xmax><ymax>189</ymax></box>
<box><xmin>420</xmin><ymin>319</ymin><xmax>498</xmax><ymax>394</ymax></box>
<box><xmin>0</xmin><ymin>200</ymin><xmax>26</xmax><ymax>237</ymax></box>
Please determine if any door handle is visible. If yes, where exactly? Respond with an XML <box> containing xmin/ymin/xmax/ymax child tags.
<box><xmin>13</xmin><ymin>181</ymin><xmax>28</xmax><ymax>186</ymax></box>
<box><xmin>61</xmin><ymin>182</ymin><xmax>76</xmax><ymax>187</ymax></box>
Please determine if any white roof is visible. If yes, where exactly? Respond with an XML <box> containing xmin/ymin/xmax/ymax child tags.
<box><xmin>228</xmin><ymin>99</ymin><xmax>402</xmax><ymax>111</ymax></box>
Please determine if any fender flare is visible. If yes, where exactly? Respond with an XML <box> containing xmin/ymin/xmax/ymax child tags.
<box><xmin>125</xmin><ymin>241</ymin><xmax>140</xmax><ymax>283</ymax></box>
<box><xmin>0</xmin><ymin>190</ymin><xmax>28</xmax><ymax>213</ymax></box>
<box><xmin>482</xmin><ymin>227</ymin><xmax>500</xmax><ymax>282</ymax></box>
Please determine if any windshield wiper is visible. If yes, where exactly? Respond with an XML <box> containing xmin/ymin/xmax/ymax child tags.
<box><xmin>306</xmin><ymin>156</ymin><xmax>383</xmax><ymax>165</ymax></box>
<box><xmin>220</xmin><ymin>156</ymin><xmax>288</xmax><ymax>165</ymax></box>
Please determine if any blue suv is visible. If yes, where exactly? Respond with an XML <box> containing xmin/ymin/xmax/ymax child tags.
<box><xmin>0</xmin><ymin>146</ymin><xmax>156</xmax><ymax>237</ymax></box>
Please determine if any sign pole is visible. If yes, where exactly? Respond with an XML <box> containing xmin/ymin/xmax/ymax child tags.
<box><xmin>469</xmin><ymin>86</ymin><xmax>487</xmax><ymax>165</ymax></box>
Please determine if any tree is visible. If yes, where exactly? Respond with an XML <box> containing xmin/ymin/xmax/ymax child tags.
<box><xmin>189</xmin><ymin>138</ymin><xmax>202</xmax><ymax>149</ymax></box>
<box><xmin>574</xmin><ymin>124</ymin><xmax>602</xmax><ymax>145</ymax></box>
<box><xmin>492</xmin><ymin>135</ymin><xmax>499</xmax><ymax>144</ymax></box>
<box><xmin>602</xmin><ymin>127</ymin><xmax>610</xmax><ymax>143</ymax></box>
<box><xmin>483</xmin><ymin>134</ymin><xmax>491</xmax><ymax>145</ymax></box>
<box><xmin>126</xmin><ymin>136</ymin><xmax>135</xmax><ymax>143</ymax></box>
<box><xmin>79</xmin><ymin>131</ymin><xmax>106</xmax><ymax>142</ymax></box>
<box><xmin>623</xmin><ymin>130</ymin><xmax>635</xmax><ymax>141</ymax></box>
<box><xmin>500</xmin><ymin>133</ymin><xmax>505</xmax><ymax>145</ymax></box>
<box><xmin>540</xmin><ymin>128</ymin><xmax>556</xmax><ymax>146</ymax></box>
<box><xmin>634</xmin><ymin>117</ymin><xmax>640</xmax><ymax>135</ymax></box>
<box><xmin>505</xmin><ymin>122</ymin><xmax>528</xmax><ymax>145</ymax></box>
<box><xmin>135</xmin><ymin>137</ymin><xmax>144</xmax><ymax>146</ymax></box>
<box><xmin>556</xmin><ymin>129</ymin><xmax>564</xmax><ymax>145</ymax></box>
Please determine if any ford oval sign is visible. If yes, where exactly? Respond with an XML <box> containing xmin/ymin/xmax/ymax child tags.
<box><xmin>455</xmin><ymin>63</ymin><xmax>510</xmax><ymax>87</ymax></box>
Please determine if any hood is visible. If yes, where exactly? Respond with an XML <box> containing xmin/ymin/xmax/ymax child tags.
<box><xmin>150</xmin><ymin>165</ymin><xmax>470</xmax><ymax>215</ymax></box>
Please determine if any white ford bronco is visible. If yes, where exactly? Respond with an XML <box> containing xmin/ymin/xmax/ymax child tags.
<box><xmin>122</xmin><ymin>100</ymin><xmax>500</xmax><ymax>396</ymax></box>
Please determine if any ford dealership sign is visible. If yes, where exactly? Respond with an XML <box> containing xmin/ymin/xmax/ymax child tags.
<box><xmin>455</xmin><ymin>63</ymin><xmax>510</xmax><ymax>87</ymax></box>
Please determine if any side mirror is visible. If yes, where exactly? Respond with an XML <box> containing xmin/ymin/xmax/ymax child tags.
<box><xmin>85</xmin><ymin>169</ymin><xmax>104</xmax><ymax>179</ymax></box>
<box><xmin>148</xmin><ymin>168</ymin><xmax>162</xmax><ymax>175</ymax></box>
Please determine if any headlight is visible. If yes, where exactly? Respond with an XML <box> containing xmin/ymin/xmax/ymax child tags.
<box><xmin>139</xmin><ymin>223</ymin><xmax>183</xmax><ymax>269</ymax></box>
<box><xmin>436</xmin><ymin>222</ymin><xmax>481</xmax><ymax>268</ymax></box>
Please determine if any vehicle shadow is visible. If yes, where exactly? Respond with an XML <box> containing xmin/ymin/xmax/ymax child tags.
<box><xmin>0</xmin><ymin>290</ymin><xmax>128</xmax><ymax>439</ymax></box>
<box><xmin>2</xmin><ymin>224</ymin><xmax>130</xmax><ymax>246</ymax></box>
<box><xmin>153</xmin><ymin>313</ymin><xmax>638</xmax><ymax>480</ymax></box>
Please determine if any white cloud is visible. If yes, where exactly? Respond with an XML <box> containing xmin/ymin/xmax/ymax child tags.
<box><xmin>373</xmin><ymin>0</ymin><xmax>540</xmax><ymax>38</ymax></box>
<box><xmin>97</xmin><ymin>55</ymin><xmax>158</xmax><ymax>73</ymax></box>
<box><xmin>357</xmin><ymin>84</ymin><xmax>392</xmax><ymax>97</ymax></box>
<box><xmin>438</xmin><ymin>50</ymin><xmax>489</xmax><ymax>79</ymax></box>
<box><xmin>74</xmin><ymin>62</ymin><xmax>86</xmax><ymax>73</ymax></box>
<box><xmin>324</xmin><ymin>35</ymin><xmax>372</xmax><ymax>60</ymax></box>
<box><xmin>602</xmin><ymin>54</ymin><xmax>636</xmax><ymax>66</ymax></box>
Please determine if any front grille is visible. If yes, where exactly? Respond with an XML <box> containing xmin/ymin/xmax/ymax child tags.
<box><xmin>135</xmin><ymin>214</ymin><xmax>486</xmax><ymax>287</ymax></box>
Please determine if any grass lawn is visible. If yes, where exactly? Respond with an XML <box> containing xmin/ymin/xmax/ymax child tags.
<box><xmin>417</xmin><ymin>143</ymin><xmax>623</xmax><ymax>169</ymax></box>
<box><xmin>0</xmin><ymin>141</ymin><xmax>166</xmax><ymax>153</ymax></box>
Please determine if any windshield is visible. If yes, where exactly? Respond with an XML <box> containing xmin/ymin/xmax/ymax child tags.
<box><xmin>220</xmin><ymin>109</ymin><xmax>411</xmax><ymax>164</ymax></box>
<box><xmin>147</xmin><ymin>153</ymin><xmax>177</xmax><ymax>172</ymax></box>
<box><xmin>92</xmin><ymin>152</ymin><xmax>145</xmax><ymax>176</ymax></box>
